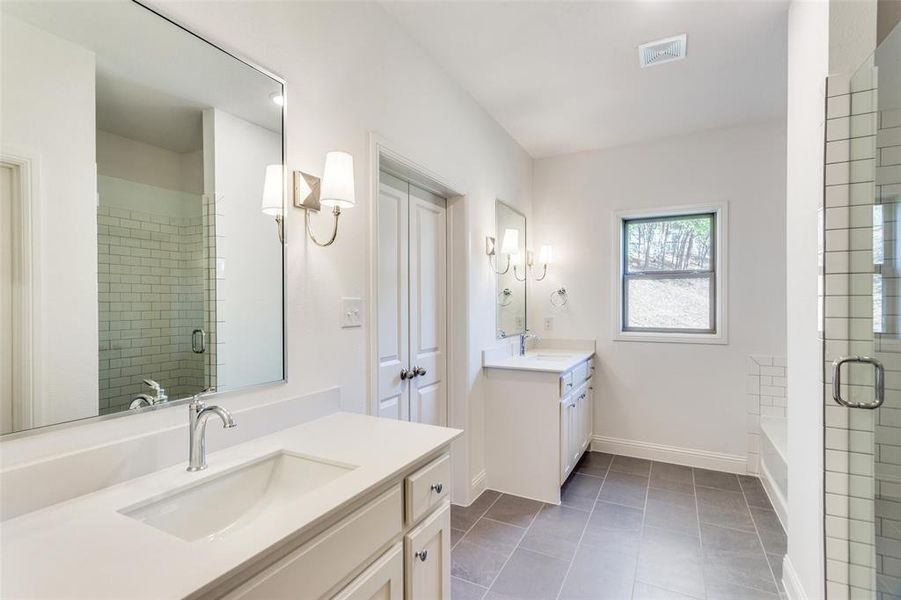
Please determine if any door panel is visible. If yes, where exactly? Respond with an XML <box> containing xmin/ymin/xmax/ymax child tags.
<box><xmin>377</xmin><ymin>172</ymin><xmax>410</xmax><ymax>420</ymax></box>
<box><xmin>333</xmin><ymin>543</ymin><xmax>403</xmax><ymax>600</ymax></box>
<box><xmin>0</xmin><ymin>166</ymin><xmax>12</xmax><ymax>435</ymax></box>
<box><xmin>823</xmin><ymin>28</ymin><xmax>901</xmax><ymax>598</ymax></box>
<box><xmin>408</xmin><ymin>184</ymin><xmax>446</xmax><ymax>427</ymax></box>
<box><xmin>404</xmin><ymin>503</ymin><xmax>451</xmax><ymax>600</ymax></box>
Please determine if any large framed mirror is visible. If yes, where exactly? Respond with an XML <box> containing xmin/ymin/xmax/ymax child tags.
<box><xmin>0</xmin><ymin>0</ymin><xmax>285</xmax><ymax>435</ymax></box>
<box><xmin>495</xmin><ymin>200</ymin><xmax>526</xmax><ymax>338</ymax></box>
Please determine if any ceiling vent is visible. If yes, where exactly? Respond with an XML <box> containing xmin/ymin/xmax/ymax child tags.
<box><xmin>638</xmin><ymin>34</ymin><xmax>687</xmax><ymax>68</ymax></box>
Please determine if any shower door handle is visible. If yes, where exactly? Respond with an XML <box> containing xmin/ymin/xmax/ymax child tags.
<box><xmin>192</xmin><ymin>329</ymin><xmax>206</xmax><ymax>354</ymax></box>
<box><xmin>831</xmin><ymin>356</ymin><xmax>885</xmax><ymax>409</ymax></box>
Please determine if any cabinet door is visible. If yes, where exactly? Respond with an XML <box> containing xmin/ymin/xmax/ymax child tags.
<box><xmin>560</xmin><ymin>398</ymin><xmax>573</xmax><ymax>483</ymax></box>
<box><xmin>333</xmin><ymin>543</ymin><xmax>403</xmax><ymax>600</ymax></box>
<box><xmin>404</xmin><ymin>503</ymin><xmax>450</xmax><ymax>600</ymax></box>
<box><xmin>582</xmin><ymin>385</ymin><xmax>593</xmax><ymax>452</ymax></box>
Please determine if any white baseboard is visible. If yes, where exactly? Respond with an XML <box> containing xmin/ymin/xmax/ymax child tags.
<box><xmin>469</xmin><ymin>469</ymin><xmax>487</xmax><ymax>504</ymax></box>
<box><xmin>590</xmin><ymin>435</ymin><xmax>747</xmax><ymax>474</ymax></box>
<box><xmin>759</xmin><ymin>458</ymin><xmax>788</xmax><ymax>532</ymax></box>
<box><xmin>782</xmin><ymin>556</ymin><xmax>808</xmax><ymax>600</ymax></box>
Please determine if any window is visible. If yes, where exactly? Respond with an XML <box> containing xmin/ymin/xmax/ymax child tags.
<box><xmin>615</xmin><ymin>205</ymin><xmax>726</xmax><ymax>343</ymax></box>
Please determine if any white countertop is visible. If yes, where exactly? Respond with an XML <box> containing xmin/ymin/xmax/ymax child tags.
<box><xmin>0</xmin><ymin>412</ymin><xmax>461</xmax><ymax>599</ymax></box>
<box><xmin>482</xmin><ymin>349</ymin><xmax>595</xmax><ymax>373</ymax></box>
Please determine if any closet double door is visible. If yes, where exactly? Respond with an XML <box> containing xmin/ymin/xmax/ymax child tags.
<box><xmin>376</xmin><ymin>171</ymin><xmax>447</xmax><ymax>426</ymax></box>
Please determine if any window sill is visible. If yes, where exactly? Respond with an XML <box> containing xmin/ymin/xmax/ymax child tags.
<box><xmin>613</xmin><ymin>330</ymin><xmax>728</xmax><ymax>345</ymax></box>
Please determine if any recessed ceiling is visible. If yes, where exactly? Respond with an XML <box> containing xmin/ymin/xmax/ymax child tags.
<box><xmin>380</xmin><ymin>1</ymin><xmax>789</xmax><ymax>158</ymax></box>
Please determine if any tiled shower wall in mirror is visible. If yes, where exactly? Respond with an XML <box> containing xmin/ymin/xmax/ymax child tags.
<box><xmin>97</xmin><ymin>177</ymin><xmax>206</xmax><ymax>413</ymax></box>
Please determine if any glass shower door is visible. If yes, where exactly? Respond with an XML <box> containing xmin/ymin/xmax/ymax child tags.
<box><xmin>824</xmin><ymin>22</ymin><xmax>901</xmax><ymax>599</ymax></box>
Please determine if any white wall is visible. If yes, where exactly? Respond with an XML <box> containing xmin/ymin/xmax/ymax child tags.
<box><xmin>784</xmin><ymin>2</ymin><xmax>828</xmax><ymax>596</ymax></box>
<box><xmin>0</xmin><ymin>15</ymin><xmax>98</xmax><ymax>427</ymax></box>
<box><xmin>96</xmin><ymin>129</ymin><xmax>203</xmax><ymax>194</ymax></box>
<box><xmin>205</xmin><ymin>108</ymin><xmax>283</xmax><ymax>391</ymax></box>
<box><xmin>530</xmin><ymin>122</ymin><xmax>786</xmax><ymax>465</ymax></box>
<box><xmin>141</xmin><ymin>0</ymin><xmax>533</xmax><ymax>503</ymax></box>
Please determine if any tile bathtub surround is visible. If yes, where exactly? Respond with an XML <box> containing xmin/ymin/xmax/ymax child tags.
<box><xmin>450</xmin><ymin>452</ymin><xmax>786</xmax><ymax>599</ymax></box>
<box><xmin>746</xmin><ymin>355</ymin><xmax>787</xmax><ymax>474</ymax></box>
<box><xmin>97</xmin><ymin>202</ymin><xmax>208</xmax><ymax>412</ymax></box>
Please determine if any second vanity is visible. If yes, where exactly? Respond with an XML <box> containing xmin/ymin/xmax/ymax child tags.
<box><xmin>0</xmin><ymin>413</ymin><xmax>461</xmax><ymax>599</ymax></box>
<box><xmin>483</xmin><ymin>340</ymin><xmax>596</xmax><ymax>504</ymax></box>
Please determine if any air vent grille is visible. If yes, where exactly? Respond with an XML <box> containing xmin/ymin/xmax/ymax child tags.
<box><xmin>638</xmin><ymin>34</ymin><xmax>687</xmax><ymax>68</ymax></box>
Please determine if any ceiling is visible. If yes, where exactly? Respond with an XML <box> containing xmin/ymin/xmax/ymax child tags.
<box><xmin>3</xmin><ymin>1</ymin><xmax>282</xmax><ymax>153</ymax></box>
<box><xmin>381</xmin><ymin>0</ymin><xmax>790</xmax><ymax>158</ymax></box>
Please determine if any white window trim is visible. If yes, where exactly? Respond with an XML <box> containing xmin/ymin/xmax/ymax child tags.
<box><xmin>612</xmin><ymin>202</ymin><xmax>728</xmax><ymax>345</ymax></box>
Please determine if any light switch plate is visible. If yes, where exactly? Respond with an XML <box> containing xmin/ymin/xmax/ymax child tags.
<box><xmin>340</xmin><ymin>297</ymin><xmax>363</xmax><ymax>328</ymax></box>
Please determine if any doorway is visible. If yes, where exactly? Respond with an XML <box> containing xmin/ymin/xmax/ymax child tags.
<box><xmin>375</xmin><ymin>169</ymin><xmax>448</xmax><ymax>426</ymax></box>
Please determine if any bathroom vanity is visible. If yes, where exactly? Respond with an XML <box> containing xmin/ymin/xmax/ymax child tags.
<box><xmin>483</xmin><ymin>341</ymin><xmax>596</xmax><ymax>504</ymax></box>
<box><xmin>0</xmin><ymin>413</ymin><xmax>461</xmax><ymax>599</ymax></box>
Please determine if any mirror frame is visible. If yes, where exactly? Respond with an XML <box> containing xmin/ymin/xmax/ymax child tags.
<box><xmin>495</xmin><ymin>199</ymin><xmax>527</xmax><ymax>339</ymax></box>
<box><xmin>1</xmin><ymin>0</ymin><xmax>288</xmax><ymax>440</ymax></box>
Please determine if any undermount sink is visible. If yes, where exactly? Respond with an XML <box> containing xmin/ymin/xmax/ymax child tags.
<box><xmin>528</xmin><ymin>353</ymin><xmax>575</xmax><ymax>361</ymax></box>
<box><xmin>120</xmin><ymin>451</ymin><xmax>356</xmax><ymax>542</ymax></box>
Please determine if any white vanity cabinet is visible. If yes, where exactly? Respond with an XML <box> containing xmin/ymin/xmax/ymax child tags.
<box><xmin>205</xmin><ymin>453</ymin><xmax>452</xmax><ymax>600</ymax></box>
<box><xmin>484</xmin><ymin>349</ymin><xmax>595</xmax><ymax>505</ymax></box>
<box><xmin>560</xmin><ymin>379</ymin><xmax>592</xmax><ymax>484</ymax></box>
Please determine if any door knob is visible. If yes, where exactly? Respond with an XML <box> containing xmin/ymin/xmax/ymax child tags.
<box><xmin>413</xmin><ymin>366</ymin><xmax>427</xmax><ymax>377</ymax></box>
<box><xmin>400</xmin><ymin>368</ymin><xmax>411</xmax><ymax>380</ymax></box>
<box><xmin>415</xmin><ymin>550</ymin><xmax>428</xmax><ymax>562</ymax></box>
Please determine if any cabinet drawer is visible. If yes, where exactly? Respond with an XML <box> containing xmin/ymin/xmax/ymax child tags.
<box><xmin>572</xmin><ymin>361</ymin><xmax>590</xmax><ymax>385</ymax></box>
<box><xmin>405</xmin><ymin>454</ymin><xmax>450</xmax><ymax>526</ymax></box>
<box><xmin>225</xmin><ymin>485</ymin><xmax>403</xmax><ymax>600</ymax></box>
<box><xmin>333</xmin><ymin>543</ymin><xmax>403</xmax><ymax>600</ymax></box>
<box><xmin>560</xmin><ymin>372</ymin><xmax>574</xmax><ymax>397</ymax></box>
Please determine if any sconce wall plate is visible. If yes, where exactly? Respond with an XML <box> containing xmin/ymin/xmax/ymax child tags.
<box><xmin>293</xmin><ymin>171</ymin><xmax>322</xmax><ymax>211</ymax></box>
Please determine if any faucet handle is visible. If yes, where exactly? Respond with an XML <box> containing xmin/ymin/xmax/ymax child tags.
<box><xmin>143</xmin><ymin>379</ymin><xmax>162</xmax><ymax>391</ymax></box>
<box><xmin>189</xmin><ymin>387</ymin><xmax>216</xmax><ymax>408</ymax></box>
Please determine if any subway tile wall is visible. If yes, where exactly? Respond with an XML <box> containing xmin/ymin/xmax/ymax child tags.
<box><xmin>822</xmin><ymin>62</ymin><xmax>896</xmax><ymax>598</ymax></box>
<box><xmin>746</xmin><ymin>355</ymin><xmax>787</xmax><ymax>474</ymax></box>
<box><xmin>97</xmin><ymin>202</ymin><xmax>206</xmax><ymax>413</ymax></box>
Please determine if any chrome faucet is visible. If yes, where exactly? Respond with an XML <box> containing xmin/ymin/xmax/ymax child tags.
<box><xmin>520</xmin><ymin>330</ymin><xmax>539</xmax><ymax>356</ymax></box>
<box><xmin>187</xmin><ymin>391</ymin><xmax>236</xmax><ymax>472</ymax></box>
<box><xmin>129</xmin><ymin>379</ymin><xmax>169</xmax><ymax>409</ymax></box>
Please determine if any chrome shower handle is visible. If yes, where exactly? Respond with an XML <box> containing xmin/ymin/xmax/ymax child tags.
<box><xmin>192</xmin><ymin>329</ymin><xmax>206</xmax><ymax>354</ymax></box>
<box><xmin>832</xmin><ymin>356</ymin><xmax>885</xmax><ymax>410</ymax></box>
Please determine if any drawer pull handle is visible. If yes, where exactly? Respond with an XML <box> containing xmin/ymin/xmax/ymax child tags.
<box><xmin>430</xmin><ymin>483</ymin><xmax>444</xmax><ymax>494</ymax></box>
<box><xmin>415</xmin><ymin>550</ymin><xmax>429</xmax><ymax>562</ymax></box>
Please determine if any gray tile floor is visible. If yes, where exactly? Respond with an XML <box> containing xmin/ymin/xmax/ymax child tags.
<box><xmin>450</xmin><ymin>452</ymin><xmax>786</xmax><ymax>600</ymax></box>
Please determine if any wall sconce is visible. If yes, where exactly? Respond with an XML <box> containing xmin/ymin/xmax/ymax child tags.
<box><xmin>298</xmin><ymin>151</ymin><xmax>355</xmax><ymax>247</ymax></box>
<box><xmin>261</xmin><ymin>164</ymin><xmax>285</xmax><ymax>243</ymax></box>
<box><xmin>262</xmin><ymin>151</ymin><xmax>355</xmax><ymax>247</ymax></box>
<box><xmin>514</xmin><ymin>244</ymin><xmax>552</xmax><ymax>282</ymax></box>
<box><xmin>486</xmin><ymin>228</ymin><xmax>520</xmax><ymax>274</ymax></box>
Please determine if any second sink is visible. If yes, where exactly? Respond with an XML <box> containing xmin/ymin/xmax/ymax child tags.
<box><xmin>120</xmin><ymin>451</ymin><xmax>356</xmax><ymax>542</ymax></box>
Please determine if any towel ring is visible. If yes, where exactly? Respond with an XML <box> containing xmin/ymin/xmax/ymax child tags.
<box><xmin>497</xmin><ymin>288</ymin><xmax>514</xmax><ymax>307</ymax></box>
<box><xmin>550</xmin><ymin>287</ymin><xmax>568</xmax><ymax>308</ymax></box>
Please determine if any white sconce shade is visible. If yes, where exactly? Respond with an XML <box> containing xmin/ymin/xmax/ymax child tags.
<box><xmin>320</xmin><ymin>151</ymin><xmax>355</xmax><ymax>208</ymax></box>
<box><xmin>500</xmin><ymin>228</ymin><xmax>519</xmax><ymax>255</ymax></box>
<box><xmin>261</xmin><ymin>164</ymin><xmax>283</xmax><ymax>216</ymax></box>
<box><xmin>538</xmin><ymin>245</ymin><xmax>553</xmax><ymax>265</ymax></box>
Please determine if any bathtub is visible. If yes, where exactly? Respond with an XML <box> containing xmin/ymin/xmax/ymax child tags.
<box><xmin>759</xmin><ymin>416</ymin><xmax>788</xmax><ymax>528</ymax></box>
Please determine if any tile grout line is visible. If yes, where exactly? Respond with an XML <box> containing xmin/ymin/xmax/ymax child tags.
<box><xmin>451</xmin><ymin>491</ymin><xmax>504</xmax><ymax>552</ymax></box>
<box><xmin>693</xmin><ymin>468</ymin><xmax>709</xmax><ymax>600</ymax></box>
<box><xmin>482</xmin><ymin>493</ymin><xmax>546</xmax><ymax>599</ymax></box>
<box><xmin>739</xmin><ymin>477</ymin><xmax>784</xmax><ymax>597</ymax></box>
<box><xmin>628</xmin><ymin>462</ymin><xmax>655</xmax><ymax>600</ymax></box>
<box><xmin>552</xmin><ymin>457</ymin><xmax>612</xmax><ymax>600</ymax></box>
